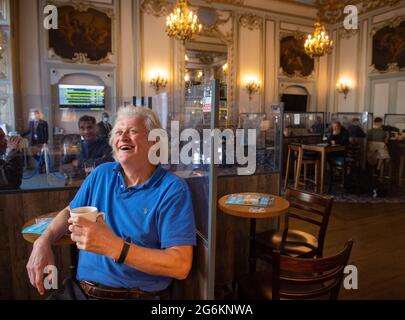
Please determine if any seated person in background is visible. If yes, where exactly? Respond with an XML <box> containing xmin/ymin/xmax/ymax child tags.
<box><xmin>310</xmin><ymin>116</ymin><xmax>324</xmax><ymax>134</ymax></box>
<box><xmin>326</xmin><ymin>121</ymin><xmax>350</xmax><ymax>193</ymax></box>
<box><xmin>327</xmin><ymin>121</ymin><xmax>350</xmax><ymax>146</ymax></box>
<box><xmin>0</xmin><ymin>128</ymin><xmax>23</xmax><ymax>189</ymax></box>
<box><xmin>393</xmin><ymin>130</ymin><xmax>405</xmax><ymax>141</ymax></box>
<box><xmin>27</xmin><ymin>106</ymin><xmax>196</xmax><ymax>300</ymax></box>
<box><xmin>347</xmin><ymin>118</ymin><xmax>366</xmax><ymax>138</ymax></box>
<box><xmin>367</xmin><ymin>117</ymin><xmax>390</xmax><ymax>176</ymax></box>
<box><xmin>61</xmin><ymin>115</ymin><xmax>114</xmax><ymax>177</ymax></box>
<box><xmin>97</xmin><ymin>112</ymin><xmax>113</xmax><ymax>138</ymax></box>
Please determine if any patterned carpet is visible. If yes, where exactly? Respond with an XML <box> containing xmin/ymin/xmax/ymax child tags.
<box><xmin>283</xmin><ymin>181</ymin><xmax>405</xmax><ymax>204</ymax></box>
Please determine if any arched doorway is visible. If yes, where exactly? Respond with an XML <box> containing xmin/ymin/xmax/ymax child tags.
<box><xmin>281</xmin><ymin>85</ymin><xmax>309</xmax><ymax>112</ymax></box>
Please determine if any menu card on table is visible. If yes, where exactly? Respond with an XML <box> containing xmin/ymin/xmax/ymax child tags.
<box><xmin>226</xmin><ymin>194</ymin><xmax>274</xmax><ymax>207</ymax></box>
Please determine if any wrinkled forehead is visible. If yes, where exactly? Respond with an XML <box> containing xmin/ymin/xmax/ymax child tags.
<box><xmin>116</xmin><ymin>116</ymin><xmax>147</xmax><ymax>131</ymax></box>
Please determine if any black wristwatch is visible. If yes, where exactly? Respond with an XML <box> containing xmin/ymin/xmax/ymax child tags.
<box><xmin>115</xmin><ymin>239</ymin><xmax>131</xmax><ymax>264</ymax></box>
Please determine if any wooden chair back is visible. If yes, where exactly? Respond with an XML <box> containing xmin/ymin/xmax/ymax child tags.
<box><xmin>284</xmin><ymin>188</ymin><xmax>334</xmax><ymax>257</ymax></box>
<box><xmin>272</xmin><ymin>239</ymin><xmax>354</xmax><ymax>300</ymax></box>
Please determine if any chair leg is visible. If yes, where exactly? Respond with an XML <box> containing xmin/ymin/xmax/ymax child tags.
<box><xmin>314</xmin><ymin>161</ymin><xmax>319</xmax><ymax>193</ymax></box>
<box><xmin>284</xmin><ymin>149</ymin><xmax>292</xmax><ymax>190</ymax></box>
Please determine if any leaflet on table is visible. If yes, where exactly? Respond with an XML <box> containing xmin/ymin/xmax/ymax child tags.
<box><xmin>225</xmin><ymin>194</ymin><xmax>274</xmax><ymax>207</ymax></box>
<box><xmin>22</xmin><ymin>218</ymin><xmax>53</xmax><ymax>235</ymax></box>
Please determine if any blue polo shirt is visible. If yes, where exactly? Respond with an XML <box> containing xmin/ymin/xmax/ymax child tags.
<box><xmin>70</xmin><ymin>162</ymin><xmax>196</xmax><ymax>292</ymax></box>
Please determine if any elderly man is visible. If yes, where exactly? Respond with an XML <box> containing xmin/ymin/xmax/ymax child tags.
<box><xmin>27</xmin><ymin>107</ymin><xmax>196</xmax><ymax>300</ymax></box>
<box><xmin>62</xmin><ymin>115</ymin><xmax>114</xmax><ymax>177</ymax></box>
<box><xmin>0</xmin><ymin>128</ymin><xmax>23</xmax><ymax>189</ymax></box>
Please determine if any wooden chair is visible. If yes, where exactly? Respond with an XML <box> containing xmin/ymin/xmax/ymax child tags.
<box><xmin>285</xmin><ymin>144</ymin><xmax>320</xmax><ymax>192</ymax></box>
<box><xmin>328</xmin><ymin>140</ymin><xmax>362</xmax><ymax>194</ymax></box>
<box><xmin>255</xmin><ymin>188</ymin><xmax>333</xmax><ymax>261</ymax></box>
<box><xmin>238</xmin><ymin>239</ymin><xmax>353</xmax><ymax>300</ymax></box>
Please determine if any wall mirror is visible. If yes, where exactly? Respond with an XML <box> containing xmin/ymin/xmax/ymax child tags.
<box><xmin>177</xmin><ymin>7</ymin><xmax>234</xmax><ymax>126</ymax></box>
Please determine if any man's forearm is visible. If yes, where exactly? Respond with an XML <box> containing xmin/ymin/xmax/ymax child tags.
<box><xmin>39</xmin><ymin>207</ymin><xmax>70</xmax><ymax>244</ymax></box>
<box><xmin>106</xmin><ymin>238</ymin><xmax>192</xmax><ymax>281</ymax></box>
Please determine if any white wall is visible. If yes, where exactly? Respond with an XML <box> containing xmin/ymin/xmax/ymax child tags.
<box><xmin>330</xmin><ymin>4</ymin><xmax>405</xmax><ymax>116</ymax></box>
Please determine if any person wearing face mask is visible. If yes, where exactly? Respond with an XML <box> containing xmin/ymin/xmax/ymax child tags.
<box><xmin>97</xmin><ymin>112</ymin><xmax>112</xmax><ymax>138</ymax></box>
<box><xmin>0</xmin><ymin>128</ymin><xmax>23</xmax><ymax>189</ymax></box>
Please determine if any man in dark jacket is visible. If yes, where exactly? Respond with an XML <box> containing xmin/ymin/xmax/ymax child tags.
<box><xmin>0</xmin><ymin>128</ymin><xmax>23</xmax><ymax>189</ymax></box>
<box><xmin>327</xmin><ymin>121</ymin><xmax>350</xmax><ymax>193</ymax></box>
<box><xmin>347</xmin><ymin>118</ymin><xmax>366</xmax><ymax>138</ymax></box>
<box><xmin>22</xmin><ymin>110</ymin><xmax>49</xmax><ymax>145</ymax></box>
<box><xmin>61</xmin><ymin>115</ymin><xmax>113</xmax><ymax>178</ymax></box>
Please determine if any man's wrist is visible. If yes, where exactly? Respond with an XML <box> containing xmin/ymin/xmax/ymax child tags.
<box><xmin>110</xmin><ymin>237</ymin><xmax>125</xmax><ymax>261</ymax></box>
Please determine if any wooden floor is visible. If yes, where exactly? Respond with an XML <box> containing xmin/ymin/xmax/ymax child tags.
<box><xmin>320</xmin><ymin>203</ymin><xmax>405</xmax><ymax>299</ymax></box>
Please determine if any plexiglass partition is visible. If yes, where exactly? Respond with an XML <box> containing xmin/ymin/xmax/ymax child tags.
<box><xmin>329</xmin><ymin>112</ymin><xmax>373</xmax><ymax>134</ymax></box>
<box><xmin>384</xmin><ymin>114</ymin><xmax>405</xmax><ymax>131</ymax></box>
<box><xmin>283</xmin><ymin>112</ymin><xmax>325</xmax><ymax>137</ymax></box>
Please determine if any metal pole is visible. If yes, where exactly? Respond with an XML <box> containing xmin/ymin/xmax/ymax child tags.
<box><xmin>207</xmin><ymin>80</ymin><xmax>219</xmax><ymax>300</ymax></box>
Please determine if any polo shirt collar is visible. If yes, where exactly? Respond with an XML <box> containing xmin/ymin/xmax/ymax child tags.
<box><xmin>113</xmin><ymin>163</ymin><xmax>166</xmax><ymax>190</ymax></box>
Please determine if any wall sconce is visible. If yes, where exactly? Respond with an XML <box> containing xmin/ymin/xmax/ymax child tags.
<box><xmin>222</xmin><ymin>63</ymin><xmax>228</xmax><ymax>76</ymax></box>
<box><xmin>244</xmin><ymin>77</ymin><xmax>261</xmax><ymax>101</ymax></box>
<box><xmin>149</xmin><ymin>72</ymin><xmax>168</xmax><ymax>94</ymax></box>
<box><xmin>0</xmin><ymin>45</ymin><xmax>3</xmax><ymax>60</ymax></box>
<box><xmin>336</xmin><ymin>78</ymin><xmax>351</xmax><ymax>99</ymax></box>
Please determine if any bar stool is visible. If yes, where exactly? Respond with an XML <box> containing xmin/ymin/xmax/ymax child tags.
<box><xmin>285</xmin><ymin>144</ymin><xmax>319</xmax><ymax>192</ymax></box>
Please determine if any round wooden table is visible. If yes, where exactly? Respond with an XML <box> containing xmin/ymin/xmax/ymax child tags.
<box><xmin>22</xmin><ymin>211</ymin><xmax>73</xmax><ymax>245</ymax></box>
<box><xmin>22</xmin><ymin>211</ymin><xmax>77</xmax><ymax>276</ymax></box>
<box><xmin>218</xmin><ymin>193</ymin><xmax>290</xmax><ymax>272</ymax></box>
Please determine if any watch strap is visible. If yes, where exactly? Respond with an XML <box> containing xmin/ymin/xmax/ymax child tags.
<box><xmin>116</xmin><ymin>239</ymin><xmax>131</xmax><ymax>264</ymax></box>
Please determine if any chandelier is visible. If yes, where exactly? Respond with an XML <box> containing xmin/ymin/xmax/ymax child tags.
<box><xmin>304</xmin><ymin>21</ymin><xmax>333</xmax><ymax>59</ymax></box>
<box><xmin>166</xmin><ymin>0</ymin><xmax>202</xmax><ymax>44</ymax></box>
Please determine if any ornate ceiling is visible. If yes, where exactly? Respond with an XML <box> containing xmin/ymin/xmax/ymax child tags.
<box><xmin>142</xmin><ymin>1</ymin><xmax>403</xmax><ymax>25</ymax></box>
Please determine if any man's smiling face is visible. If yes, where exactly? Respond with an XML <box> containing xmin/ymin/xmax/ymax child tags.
<box><xmin>112</xmin><ymin>116</ymin><xmax>154</xmax><ymax>166</ymax></box>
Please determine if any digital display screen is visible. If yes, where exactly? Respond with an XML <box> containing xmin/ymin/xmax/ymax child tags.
<box><xmin>58</xmin><ymin>84</ymin><xmax>105</xmax><ymax>110</ymax></box>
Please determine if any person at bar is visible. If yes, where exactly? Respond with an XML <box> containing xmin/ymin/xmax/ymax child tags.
<box><xmin>26</xmin><ymin>106</ymin><xmax>196</xmax><ymax>300</ymax></box>
<box><xmin>22</xmin><ymin>110</ymin><xmax>49</xmax><ymax>172</ymax></box>
<box><xmin>22</xmin><ymin>110</ymin><xmax>49</xmax><ymax>146</ymax></box>
<box><xmin>347</xmin><ymin>118</ymin><xmax>366</xmax><ymax>138</ymax></box>
<box><xmin>0</xmin><ymin>128</ymin><xmax>23</xmax><ymax>189</ymax></box>
<box><xmin>61</xmin><ymin>115</ymin><xmax>114</xmax><ymax>177</ymax></box>
<box><xmin>367</xmin><ymin>117</ymin><xmax>391</xmax><ymax>177</ymax></box>
<box><xmin>97</xmin><ymin>112</ymin><xmax>113</xmax><ymax>138</ymax></box>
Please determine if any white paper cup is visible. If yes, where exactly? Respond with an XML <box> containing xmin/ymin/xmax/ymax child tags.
<box><xmin>70</xmin><ymin>206</ymin><xmax>100</xmax><ymax>222</ymax></box>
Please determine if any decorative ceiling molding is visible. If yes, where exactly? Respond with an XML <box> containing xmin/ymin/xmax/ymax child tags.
<box><xmin>239</xmin><ymin>13</ymin><xmax>262</xmax><ymax>31</ymax></box>
<box><xmin>362</xmin><ymin>0</ymin><xmax>400</xmax><ymax>11</ymax></box>
<box><xmin>338</xmin><ymin>27</ymin><xmax>358</xmax><ymax>39</ymax></box>
<box><xmin>316</xmin><ymin>0</ymin><xmax>350</xmax><ymax>24</ymax></box>
<box><xmin>205</xmin><ymin>0</ymin><xmax>244</xmax><ymax>5</ymax></box>
<box><xmin>316</xmin><ymin>0</ymin><xmax>402</xmax><ymax>24</ymax></box>
<box><xmin>371</xmin><ymin>15</ymin><xmax>405</xmax><ymax>34</ymax></box>
<box><xmin>141</xmin><ymin>0</ymin><xmax>171</xmax><ymax>17</ymax></box>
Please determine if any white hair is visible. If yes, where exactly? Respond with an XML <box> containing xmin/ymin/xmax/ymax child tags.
<box><xmin>109</xmin><ymin>106</ymin><xmax>163</xmax><ymax>159</ymax></box>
